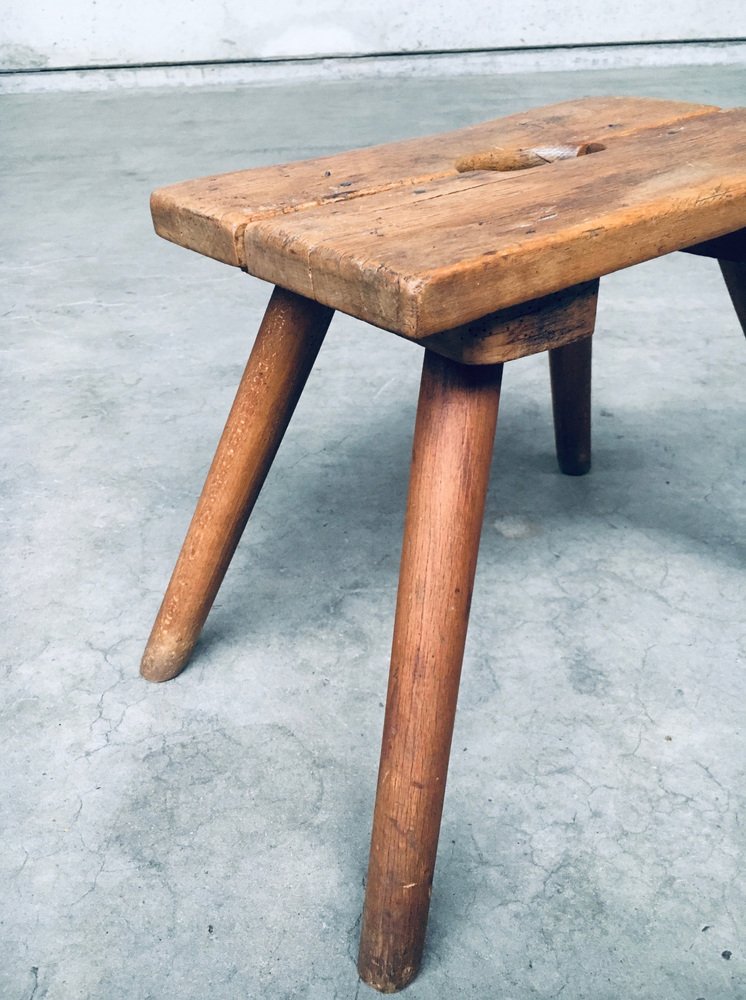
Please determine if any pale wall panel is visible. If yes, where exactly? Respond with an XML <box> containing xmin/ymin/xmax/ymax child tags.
<box><xmin>2</xmin><ymin>0</ymin><xmax>745</xmax><ymax>71</ymax></box>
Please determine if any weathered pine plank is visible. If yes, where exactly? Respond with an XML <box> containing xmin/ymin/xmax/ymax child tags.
<box><xmin>151</xmin><ymin>97</ymin><xmax>716</xmax><ymax>267</ymax></box>
<box><xmin>240</xmin><ymin>108</ymin><xmax>746</xmax><ymax>336</ymax></box>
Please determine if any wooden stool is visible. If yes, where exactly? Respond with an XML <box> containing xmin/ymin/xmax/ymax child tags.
<box><xmin>141</xmin><ymin>97</ymin><xmax>746</xmax><ymax>992</ymax></box>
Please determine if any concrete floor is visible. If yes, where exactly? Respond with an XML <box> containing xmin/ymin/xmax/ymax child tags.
<box><xmin>2</xmin><ymin>64</ymin><xmax>745</xmax><ymax>1000</ymax></box>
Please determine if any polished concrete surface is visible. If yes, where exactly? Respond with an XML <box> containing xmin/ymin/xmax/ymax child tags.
<box><xmin>2</xmin><ymin>65</ymin><xmax>745</xmax><ymax>999</ymax></box>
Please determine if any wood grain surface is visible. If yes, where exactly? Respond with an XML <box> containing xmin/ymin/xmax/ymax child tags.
<box><xmin>152</xmin><ymin>97</ymin><xmax>716</xmax><ymax>268</ymax></box>
<box><xmin>152</xmin><ymin>96</ymin><xmax>746</xmax><ymax>342</ymax></box>
<box><xmin>357</xmin><ymin>351</ymin><xmax>503</xmax><ymax>992</ymax></box>
<box><xmin>141</xmin><ymin>287</ymin><xmax>333</xmax><ymax>682</ymax></box>
<box><xmin>241</xmin><ymin>107</ymin><xmax>746</xmax><ymax>337</ymax></box>
<box><xmin>420</xmin><ymin>279</ymin><xmax>598</xmax><ymax>363</ymax></box>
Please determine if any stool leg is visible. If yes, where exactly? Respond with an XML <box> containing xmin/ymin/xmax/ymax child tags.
<box><xmin>548</xmin><ymin>335</ymin><xmax>592</xmax><ymax>476</ymax></box>
<box><xmin>358</xmin><ymin>350</ymin><xmax>503</xmax><ymax>993</ymax></box>
<box><xmin>141</xmin><ymin>286</ymin><xmax>333</xmax><ymax>683</ymax></box>
<box><xmin>720</xmin><ymin>260</ymin><xmax>746</xmax><ymax>335</ymax></box>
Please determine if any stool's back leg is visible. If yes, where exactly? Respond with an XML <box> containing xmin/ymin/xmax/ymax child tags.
<box><xmin>549</xmin><ymin>334</ymin><xmax>593</xmax><ymax>476</ymax></box>
<box><xmin>358</xmin><ymin>350</ymin><xmax>503</xmax><ymax>993</ymax></box>
<box><xmin>720</xmin><ymin>260</ymin><xmax>746</xmax><ymax>335</ymax></box>
<box><xmin>141</xmin><ymin>286</ymin><xmax>333</xmax><ymax>683</ymax></box>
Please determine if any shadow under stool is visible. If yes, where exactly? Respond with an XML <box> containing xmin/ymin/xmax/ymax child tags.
<box><xmin>140</xmin><ymin>96</ymin><xmax>746</xmax><ymax>992</ymax></box>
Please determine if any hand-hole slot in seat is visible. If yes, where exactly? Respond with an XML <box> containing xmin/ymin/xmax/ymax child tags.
<box><xmin>455</xmin><ymin>141</ymin><xmax>606</xmax><ymax>173</ymax></box>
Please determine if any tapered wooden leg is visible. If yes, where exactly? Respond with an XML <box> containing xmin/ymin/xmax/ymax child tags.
<box><xmin>141</xmin><ymin>286</ymin><xmax>334</xmax><ymax>683</ymax></box>
<box><xmin>720</xmin><ymin>260</ymin><xmax>746</xmax><ymax>335</ymax></box>
<box><xmin>549</xmin><ymin>335</ymin><xmax>592</xmax><ymax>476</ymax></box>
<box><xmin>358</xmin><ymin>351</ymin><xmax>503</xmax><ymax>993</ymax></box>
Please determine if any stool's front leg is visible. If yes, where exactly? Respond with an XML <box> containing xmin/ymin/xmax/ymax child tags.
<box><xmin>141</xmin><ymin>286</ymin><xmax>333</xmax><ymax>683</ymax></box>
<box><xmin>358</xmin><ymin>350</ymin><xmax>503</xmax><ymax>992</ymax></box>
<box><xmin>720</xmin><ymin>260</ymin><xmax>746</xmax><ymax>335</ymax></box>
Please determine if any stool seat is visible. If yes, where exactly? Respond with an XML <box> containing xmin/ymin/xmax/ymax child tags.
<box><xmin>152</xmin><ymin>96</ymin><xmax>746</xmax><ymax>338</ymax></box>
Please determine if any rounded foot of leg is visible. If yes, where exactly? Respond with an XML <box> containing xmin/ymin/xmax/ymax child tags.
<box><xmin>140</xmin><ymin>634</ymin><xmax>193</xmax><ymax>683</ymax></box>
<box><xmin>357</xmin><ymin>952</ymin><xmax>421</xmax><ymax>994</ymax></box>
<box><xmin>557</xmin><ymin>452</ymin><xmax>591</xmax><ymax>477</ymax></box>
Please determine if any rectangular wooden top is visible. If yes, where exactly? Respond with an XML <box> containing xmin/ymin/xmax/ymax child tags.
<box><xmin>151</xmin><ymin>97</ymin><xmax>746</xmax><ymax>338</ymax></box>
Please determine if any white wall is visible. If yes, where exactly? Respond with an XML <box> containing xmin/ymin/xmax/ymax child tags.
<box><xmin>2</xmin><ymin>0</ymin><xmax>746</xmax><ymax>71</ymax></box>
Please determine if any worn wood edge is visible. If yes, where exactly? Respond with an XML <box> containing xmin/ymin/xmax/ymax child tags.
<box><xmin>243</xmin><ymin>197</ymin><xmax>746</xmax><ymax>341</ymax></box>
<box><xmin>242</xmin><ymin>219</ymin><xmax>423</xmax><ymax>333</ymax></box>
<box><xmin>152</xmin><ymin>98</ymin><xmax>719</xmax><ymax>268</ymax></box>
<box><xmin>418</xmin><ymin>279</ymin><xmax>599</xmax><ymax>363</ymax></box>
<box><xmin>680</xmin><ymin>226</ymin><xmax>746</xmax><ymax>262</ymax></box>
<box><xmin>410</xmin><ymin>198</ymin><xmax>746</xmax><ymax>337</ymax></box>
<box><xmin>150</xmin><ymin>189</ymin><xmax>244</xmax><ymax>265</ymax></box>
